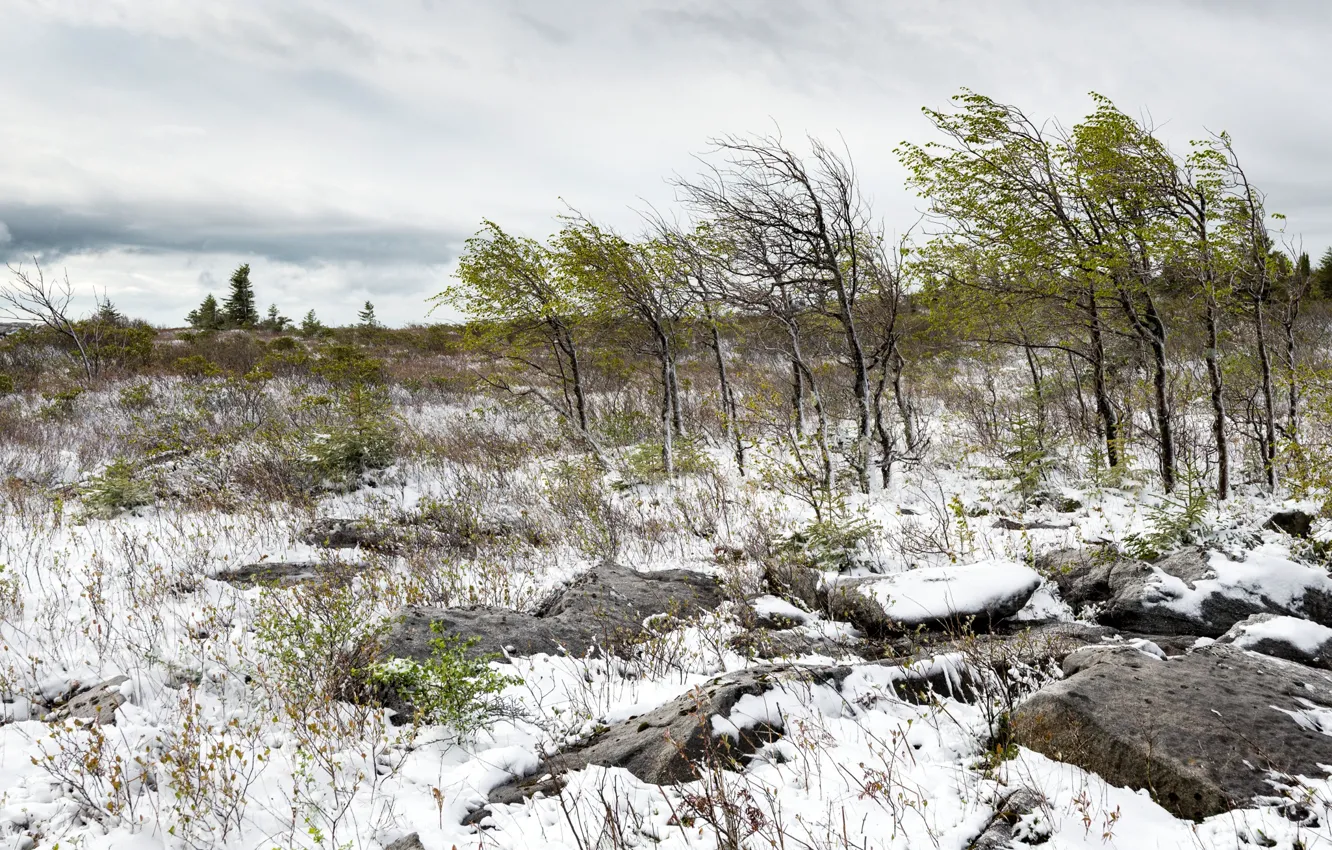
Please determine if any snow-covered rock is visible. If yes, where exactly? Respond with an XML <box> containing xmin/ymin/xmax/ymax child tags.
<box><xmin>1216</xmin><ymin>613</ymin><xmax>1332</xmax><ymax>669</ymax></box>
<box><xmin>1041</xmin><ymin>544</ymin><xmax>1332</xmax><ymax>637</ymax></box>
<box><xmin>829</xmin><ymin>559</ymin><xmax>1042</xmax><ymax>633</ymax></box>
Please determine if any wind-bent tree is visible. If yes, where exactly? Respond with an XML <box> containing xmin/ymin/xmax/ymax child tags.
<box><xmin>556</xmin><ymin>216</ymin><xmax>693</xmax><ymax>477</ymax></box>
<box><xmin>901</xmin><ymin>91</ymin><xmax>1188</xmax><ymax>487</ymax></box>
<box><xmin>677</xmin><ymin>134</ymin><xmax>883</xmax><ymax>492</ymax></box>
<box><xmin>436</xmin><ymin>220</ymin><xmax>599</xmax><ymax>453</ymax></box>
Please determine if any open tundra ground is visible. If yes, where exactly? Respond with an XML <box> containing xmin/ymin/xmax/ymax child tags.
<box><xmin>3</xmin><ymin>355</ymin><xmax>1332</xmax><ymax>850</ymax></box>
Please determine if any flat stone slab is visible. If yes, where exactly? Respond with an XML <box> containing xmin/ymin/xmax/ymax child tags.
<box><xmin>1014</xmin><ymin>642</ymin><xmax>1332</xmax><ymax>820</ymax></box>
<box><xmin>385</xmin><ymin>562</ymin><xmax>724</xmax><ymax>662</ymax></box>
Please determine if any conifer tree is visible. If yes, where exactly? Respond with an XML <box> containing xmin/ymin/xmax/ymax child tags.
<box><xmin>186</xmin><ymin>294</ymin><xmax>223</xmax><ymax>330</ymax></box>
<box><xmin>358</xmin><ymin>300</ymin><xmax>380</xmax><ymax>329</ymax></box>
<box><xmin>300</xmin><ymin>309</ymin><xmax>324</xmax><ymax>338</ymax></box>
<box><xmin>222</xmin><ymin>264</ymin><xmax>259</xmax><ymax>328</ymax></box>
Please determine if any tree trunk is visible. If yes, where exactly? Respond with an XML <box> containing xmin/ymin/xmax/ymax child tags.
<box><xmin>659</xmin><ymin>348</ymin><xmax>674</xmax><ymax>479</ymax></box>
<box><xmin>1253</xmin><ymin>295</ymin><xmax>1277</xmax><ymax>490</ymax></box>
<box><xmin>1087</xmin><ymin>287</ymin><xmax>1120</xmax><ymax>472</ymax></box>
<box><xmin>706</xmin><ymin>313</ymin><xmax>744</xmax><ymax>474</ymax></box>
<box><xmin>1205</xmin><ymin>298</ymin><xmax>1229</xmax><ymax>500</ymax></box>
<box><xmin>792</xmin><ymin>359</ymin><xmax>806</xmax><ymax>437</ymax></box>
<box><xmin>890</xmin><ymin>347</ymin><xmax>914</xmax><ymax>454</ymax></box>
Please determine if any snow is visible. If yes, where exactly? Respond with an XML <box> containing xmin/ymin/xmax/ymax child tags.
<box><xmin>856</xmin><ymin>559</ymin><xmax>1043</xmax><ymax>623</ymax></box>
<box><xmin>5</xmin><ymin>382</ymin><xmax>1332</xmax><ymax>849</ymax></box>
<box><xmin>1231</xmin><ymin>615</ymin><xmax>1332</xmax><ymax>654</ymax></box>
<box><xmin>751</xmin><ymin>594</ymin><xmax>811</xmax><ymax>623</ymax></box>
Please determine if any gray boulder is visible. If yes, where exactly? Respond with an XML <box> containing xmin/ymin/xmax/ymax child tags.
<box><xmin>1014</xmin><ymin>642</ymin><xmax>1332</xmax><ymax>820</ymax></box>
<box><xmin>1216</xmin><ymin>613</ymin><xmax>1332</xmax><ymax>669</ymax></box>
<box><xmin>489</xmin><ymin>666</ymin><xmax>792</xmax><ymax>803</ymax></box>
<box><xmin>385</xmin><ymin>562</ymin><xmax>723</xmax><ymax>663</ymax></box>
<box><xmin>47</xmin><ymin>676</ymin><xmax>129</xmax><ymax>726</ymax></box>
<box><xmin>1039</xmin><ymin>546</ymin><xmax>1332</xmax><ymax>637</ymax></box>
<box><xmin>824</xmin><ymin>561</ymin><xmax>1042</xmax><ymax>635</ymax></box>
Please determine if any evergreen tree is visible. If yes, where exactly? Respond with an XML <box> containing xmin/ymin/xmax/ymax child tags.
<box><xmin>222</xmin><ymin>264</ymin><xmax>260</xmax><ymax>328</ymax></box>
<box><xmin>300</xmin><ymin>309</ymin><xmax>324</xmax><ymax>338</ymax></box>
<box><xmin>261</xmin><ymin>303</ymin><xmax>291</xmax><ymax>332</ymax></box>
<box><xmin>1316</xmin><ymin>248</ymin><xmax>1332</xmax><ymax>300</ymax></box>
<box><xmin>358</xmin><ymin>300</ymin><xmax>380</xmax><ymax>329</ymax></box>
<box><xmin>96</xmin><ymin>299</ymin><xmax>125</xmax><ymax>326</ymax></box>
<box><xmin>186</xmin><ymin>294</ymin><xmax>223</xmax><ymax>330</ymax></box>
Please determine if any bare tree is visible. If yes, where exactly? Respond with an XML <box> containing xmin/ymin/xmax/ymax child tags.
<box><xmin>676</xmin><ymin>132</ymin><xmax>883</xmax><ymax>492</ymax></box>
<box><xmin>2</xmin><ymin>260</ymin><xmax>109</xmax><ymax>384</ymax></box>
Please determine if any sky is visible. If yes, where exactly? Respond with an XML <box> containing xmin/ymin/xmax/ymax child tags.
<box><xmin>0</xmin><ymin>0</ymin><xmax>1329</xmax><ymax>327</ymax></box>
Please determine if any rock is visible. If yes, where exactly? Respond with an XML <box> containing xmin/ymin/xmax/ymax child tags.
<box><xmin>1013</xmin><ymin>642</ymin><xmax>1332</xmax><ymax>820</ymax></box>
<box><xmin>763</xmin><ymin>560</ymin><xmax>821</xmax><ymax>611</ymax></box>
<box><xmin>829</xmin><ymin>560</ymin><xmax>1042</xmax><ymax>634</ymax></box>
<box><xmin>298</xmin><ymin>517</ymin><xmax>401</xmax><ymax>551</ymax></box>
<box><xmin>47</xmin><ymin>676</ymin><xmax>129</xmax><ymax>726</ymax></box>
<box><xmin>489</xmin><ymin>667</ymin><xmax>792</xmax><ymax>801</ymax></box>
<box><xmin>1039</xmin><ymin>545</ymin><xmax>1332</xmax><ymax>638</ymax></box>
<box><xmin>385</xmin><ymin>563</ymin><xmax>724</xmax><ymax>663</ymax></box>
<box><xmin>383</xmin><ymin>834</ymin><xmax>426</xmax><ymax>850</ymax></box>
<box><xmin>969</xmin><ymin>788</ymin><xmax>1046</xmax><ymax>849</ymax></box>
<box><xmin>1266</xmin><ymin>509</ymin><xmax>1316</xmax><ymax>539</ymax></box>
<box><xmin>1216</xmin><ymin>613</ymin><xmax>1332</xmax><ymax>669</ymax></box>
<box><xmin>214</xmin><ymin>560</ymin><xmax>365</xmax><ymax>587</ymax></box>
<box><xmin>992</xmin><ymin>517</ymin><xmax>1072</xmax><ymax>531</ymax></box>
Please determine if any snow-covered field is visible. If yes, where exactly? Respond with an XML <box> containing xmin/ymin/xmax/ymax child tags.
<box><xmin>1</xmin><ymin>380</ymin><xmax>1330</xmax><ymax>850</ymax></box>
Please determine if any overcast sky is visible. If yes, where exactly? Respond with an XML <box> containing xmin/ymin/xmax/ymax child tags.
<box><xmin>1</xmin><ymin>0</ymin><xmax>1328</xmax><ymax>327</ymax></box>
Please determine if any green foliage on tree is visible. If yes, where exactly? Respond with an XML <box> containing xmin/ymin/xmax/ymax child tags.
<box><xmin>357</xmin><ymin>301</ymin><xmax>380</xmax><ymax>329</ymax></box>
<box><xmin>222</xmin><ymin>264</ymin><xmax>259</xmax><ymax>329</ymax></box>
<box><xmin>186</xmin><ymin>294</ymin><xmax>223</xmax><ymax>330</ymax></box>
<box><xmin>300</xmin><ymin>309</ymin><xmax>324</xmax><ymax>338</ymax></box>
<box><xmin>260</xmin><ymin>303</ymin><xmax>291</xmax><ymax>332</ymax></box>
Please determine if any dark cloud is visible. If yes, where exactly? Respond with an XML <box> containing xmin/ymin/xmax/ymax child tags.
<box><xmin>0</xmin><ymin>202</ymin><xmax>464</xmax><ymax>267</ymax></box>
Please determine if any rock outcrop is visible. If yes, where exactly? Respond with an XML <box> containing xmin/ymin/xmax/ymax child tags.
<box><xmin>384</xmin><ymin>562</ymin><xmax>724</xmax><ymax>662</ymax></box>
<box><xmin>1039</xmin><ymin>545</ymin><xmax>1332</xmax><ymax>637</ymax></box>
<box><xmin>1014</xmin><ymin>642</ymin><xmax>1332</xmax><ymax>820</ymax></box>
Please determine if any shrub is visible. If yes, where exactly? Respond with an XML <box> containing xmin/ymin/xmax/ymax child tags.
<box><xmin>0</xmin><ymin>374</ymin><xmax>14</xmax><ymax>395</ymax></box>
<box><xmin>41</xmin><ymin>386</ymin><xmax>83</xmax><ymax>419</ymax></box>
<box><xmin>367</xmin><ymin>626</ymin><xmax>517</xmax><ymax>736</ymax></box>
<box><xmin>118</xmin><ymin>381</ymin><xmax>154</xmax><ymax>410</ymax></box>
<box><xmin>773</xmin><ymin>506</ymin><xmax>879</xmax><ymax>573</ymax></box>
<box><xmin>252</xmin><ymin>579</ymin><xmax>390</xmax><ymax>708</ymax></box>
<box><xmin>304</xmin><ymin>384</ymin><xmax>398</xmax><ymax>480</ymax></box>
<box><xmin>618</xmin><ymin>437</ymin><xmax>715</xmax><ymax>485</ymax></box>
<box><xmin>79</xmin><ymin>458</ymin><xmax>154</xmax><ymax>518</ymax></box>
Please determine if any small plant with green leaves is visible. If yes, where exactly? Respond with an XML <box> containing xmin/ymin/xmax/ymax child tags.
<box><xmin>79</xmin><ymin>458</ymin><xmax>155</xmax><ymax>518</ymax></box>
<box><xmin>41</xmin><ymin>386</ymin><xmax>83</xmax><ymax>419</ymax></box>
<box><xmin>774</xmin><ymin>498</ymin><xmax>880</xmax><ymax>573</ymax></box>
<box><xmin>1000</xmin><ymin>413</ymin><xmax>1054</xmax><ymax>504</ymax></box>
<box><xmin>1122</xmin><ymin>474</ymin><xmax>1211</xmax><ymax>561</ymax></box>
<box><xmin>118</xmin><ymin>381</ymin><xmax>154</xmax><ymax>410</ymax></box>
<box><xmin>367</xmin><ymin>625</ymin><xmax>518</xmax><ymax>737</ymax></box>
<box><xmin>616</xmin><ymin>436</ymin><xmax>715</xmax><ymax>486</ymax></box>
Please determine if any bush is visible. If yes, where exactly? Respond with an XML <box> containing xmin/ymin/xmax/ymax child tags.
<box><xmin>368</xmin><ymin>626</ymin><xmax>517</xmax><ymax>736</ymax></box>
<box><xmin>773</xmin><ymin>507</ymin><xmax>879</xmax><ymax>573</ymax></box>
<box><xmin>118</xmin><ymin>381</ymin><xmax>154</xmax><ymax>410</ymax></box>
<box><xmin>42</xmin><ymin>386</ymin><xmax>83</xmax><ymax>419</ymax></box>
<box><xmin>79</xmin><ymin>458</ymin><xmax>154</xmax><ymax>518</ymax></box>
<box><xmin>253</xmin><ymin>579</ymin><xmax>389</xmax><ymax>708</ymax></box>
<box><xmin>618</xmin><ymin>437</ymin><xmax>715</xmax><ymax>485</ymax></box>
